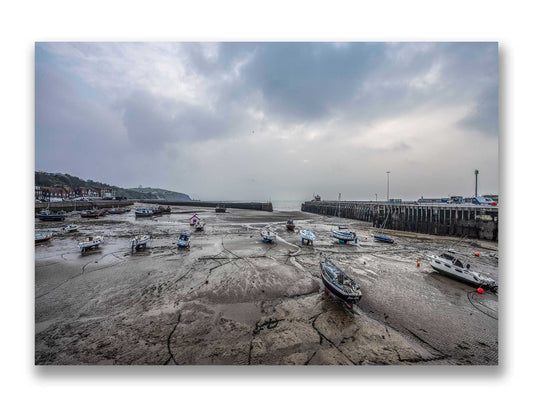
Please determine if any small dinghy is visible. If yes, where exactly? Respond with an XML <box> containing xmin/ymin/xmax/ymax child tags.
<box><xmin>286</xmin><ymin>219</ymin><xmax>295</xmax><ymax>230</ymax></box>
<box><xmin>135</xmin><ymin>209</ymin><xmax>153</xmax><ymax>217</ymax></box>
<box><xmin>78</xmin><ymin>236</ymin><xmax>104</xmax><ymax>253</ymax></box>
<box><xmin>320</xmin><ymin>254</ymin><xmax>362</xmax><ymax>308</ymax></box>
<box><xmin>429</xmin><ymin>252</ymin><xmax>498</xmax><ymax>292</ymax></box>
<box><xmin>194</xmin><ymin>221</ymin><xmax>206</xmax><ymax>231</ymax></box>
<box><xmin>261</xmin><ymin>230</ymin><xmax>276</xmax><ymax>243</ymax></box>
<box><xmin>64</xmin><ymin>224</ymin><xmax>80</xmax><ymax>233</ymax></box>
<box><xmin>35</xmin><ymin>231</ymin><xmax>53</xmax><ymax>243</ymax></box>
<box><xmin>130</xmin><ymin>235</ymin><xmax>150</xmax><ymax>251</ymax></box>
<box><xmin>374</xmin><ymin>235</ymin><xmax>395</xmax><ymax>244</ymax></box>
<box><xmin>300</xmin><ymin>230</ymin><xmax>316</xmax><ymax>245</ymax></box>
<box><xmin>177</xmin><ymin>232</ymin><xmax>191</xmax><ymax>249</ymax></box>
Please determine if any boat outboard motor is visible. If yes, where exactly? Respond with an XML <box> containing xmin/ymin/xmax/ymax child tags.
<box><xmin>338</xmin><ymin>272</ymin><xmax>344</xmax><ymax>284</ymax></box>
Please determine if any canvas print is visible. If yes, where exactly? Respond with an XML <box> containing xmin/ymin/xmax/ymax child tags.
<box><xmin>35</xmin><ymin>42</ymin><xmax>498</xmax><ymax>365</ymax></box>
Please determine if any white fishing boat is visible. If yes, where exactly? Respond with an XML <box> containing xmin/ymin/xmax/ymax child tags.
<box><xmin>428</xmin><ymin>252</ymin><xmax>498</xmax><ymax>292</ymax></box>
<box><xmin>64</xmin><ymin>224</ymin><xmax>80</xmax><ymax>232</ymax></box>
<box><xmin>300</xmin><ymin>230</ymin><xmax>316</xmax><ymax>245</ymax></box>
<box><xmin>78</xmin><ymin>236</ymin><xmax>104</xmax><ymax>253</ymax></box>
<box><xmin>177</xmin><ymin>232</ymin><xmax>191</xmax><ymax>248</ymax></box>
<box><xmin>194</xmin><ymin>221</ymin><xmax>206</xmax><ymax>231</ymax></box>
<box><xmin>331</xmin><ymin>193</ymin><xmax>357</xmax><ymax>244</ymax></box>
<box><xmin>130</xmin><ymin>234</ymin><xmax>150</xmax><ymax>251</ymax></box>
<box><xmin>261</xmin><ymin>230</ymin><xmax>276</xmax><ymax>243</ymax></box>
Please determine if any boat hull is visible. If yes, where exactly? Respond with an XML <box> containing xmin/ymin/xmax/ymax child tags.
<box><xmin>332</xmin><ymin>230</ymin><xmax>356</xmax><ymax>243</ymax></box>
<box><xmin>320</xmin><ymin>272</ymin><xmax>361</xmax><ymax>306</ymax></box>
<box><xmin>38</xmin><ymin>215</ymin><xmax>66</xmax><ymax>221</ymax></box>
<box><xmin>374</xmin><ymin>235</ymin><xmax>394</xmax><ymax>244</ymax></box>
<box><xmin>429</xmin><ymin>257</ymin><xmax>496</xmax><ymax>290</ymax></box>
<box><xmin>35</xmin><ymin>233</ymin><xmax>53</xmax><ymax>243</ymax></box>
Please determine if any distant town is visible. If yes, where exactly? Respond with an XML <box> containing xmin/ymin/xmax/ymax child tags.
<box><xmin>35</xmin><ymin>184</ymin><xmax>116</xmax><ymax>202</ymax></box>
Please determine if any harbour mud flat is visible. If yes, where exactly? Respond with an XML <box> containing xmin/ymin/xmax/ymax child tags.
<box><xmin>35</xmin><ymin>206</ymin><xmax>498</xmax><ymax>365</ymax></box>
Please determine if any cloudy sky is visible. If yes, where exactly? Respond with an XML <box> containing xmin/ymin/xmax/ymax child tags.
<box><xmin>35</xmin><ymin>42</ymin><xmax>498</xmax><ymax>201</ymax></box>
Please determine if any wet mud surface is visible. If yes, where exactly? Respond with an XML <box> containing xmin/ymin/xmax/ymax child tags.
<box><xmin>35</xmin><ymin>205</ymin><xmax>498</xmax><ymax>365</ymax></box>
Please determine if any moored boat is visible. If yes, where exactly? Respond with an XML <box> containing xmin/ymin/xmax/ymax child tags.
<box><xmin>374</xmin><ymin>235</ymin><xmax>395</xmax><ymax>244</ymax></box>
<box><xmin>135</xmin><ymin>208</ymin><xmax>153</xmax><ymax>217</ymax></box>
<box><xmin>177</xmin><ymin>232</ymin><xmax>191</xmax><ymax>248</ymax></box>
<box><xmin>260</xmin><ymin>230</ymin><xmax>276</xmax><ymax>243</ymax></box>
<box><xmin>300</xmin><ymin>229</ymin><xmax>315</xmax><ymax>245</ymax></box>
<box><xmin>107</xmin><ymin>207</ymin><xmax>127</xmax><ymax>215</ymax></box>
<box><xmin>320</xmin><ymin>254</ymin><xmax>362</xmax><ymax>308</ymax></box>
<box><xmin>64</xmin><ymin>224</ymin><xmax>80</xmax><ymax>232</ymax></box>
<box><xmin>194</xmin><ymin>221</ymin><xmax>206</xmax><ymax>231</ymax></box>
<box><xmin>80</xmin><ymin>210</ymin><xmax>101</xmax><ymax>218</ymax></box>
<box><xmin>78</xmin><ymin>236</ymin><xmax>104</xmax><ymax>253</ymax></box>
<box><xmin>429</xmin><ymin>252</ymin><xmax>498</xmax><ymax>292</ymax></box>
<box><xmin>286</xmin><ymin>219</ymin><xmax>295</xmax><ymax>230</ymax></box>
<box><xmin>332</xmin><ymin>193</ymin><xmax>357</xmax><ymax>244</ymax></box>
<box><xmin>215</xmin><ymin>204</ymin><xmax>226</xmax><ymax>213</ymax></box>
<box><xmin>37</xmin><ymin>210</ymin><xmax>67</xmax><ymax>221</ymax></box>
<box><xmin>130</xmin><ymin>235</ymin><xmax>150</xmax><ymax>251</ymax></box>
<box><xmin>35</xmin><ymin>231</ymin><xmax>53</xmax><ymax>243</ymax></box>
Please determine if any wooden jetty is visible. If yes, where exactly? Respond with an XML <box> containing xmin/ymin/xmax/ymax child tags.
<box><xmin>301</xmin><ymin>200</ymin><xmax>498</xmax><ymax>241</ymax></box>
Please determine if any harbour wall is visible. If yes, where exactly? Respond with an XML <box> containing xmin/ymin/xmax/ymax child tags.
<box><xmin>139</xmin><ymin>200</ymin><xmax>273</xmax><ymax>212</ymax></box>
<box><xmin>301</xmin><ymin>201</ymin><xmax>498</xmax><ymax>241</ymax></box>
<box><xmin>35</xmin><ymin>200</ymin><xmax>134</xmax><ymax>213</ymax></box>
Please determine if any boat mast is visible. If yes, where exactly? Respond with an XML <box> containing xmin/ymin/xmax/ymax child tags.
<box><xmin>338</xmin><ymin>193</ymin><xmax>341</xmax><ymax>229</ymax></box>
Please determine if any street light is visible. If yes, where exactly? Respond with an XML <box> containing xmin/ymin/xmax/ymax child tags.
<box><xmin>386</xmin><ymin>171</ymin><xmax>391</xmax><ymax>202</ymax></box>
<box><xmin>474</xmin><ymin>169</ymin><xmax>479</xmax><ymax>197</ymax></box>
<box><xmin>375</xmin><ymin>193</ymin><xmax>378</xmax><ymax>202</ymax></box>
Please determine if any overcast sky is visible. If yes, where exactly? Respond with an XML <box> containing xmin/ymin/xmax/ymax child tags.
<box><xmin>35</xmin><ymin>42</ymin><xmax>498</xmax><ymax>201</ymax></box>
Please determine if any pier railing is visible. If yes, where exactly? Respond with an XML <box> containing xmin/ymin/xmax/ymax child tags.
<box><xmin>301</xmin><ymin>201</ymin><xmax>498</xmax><ymax>241</ymax></box>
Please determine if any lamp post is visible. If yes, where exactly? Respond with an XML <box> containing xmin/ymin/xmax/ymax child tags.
<box><xmin>474</xmin><ymin>169</ymin><xmax>479</xmax><ymax>197</ymax></box>
<box><xmin>375</xmin><ymin>193</ymin><xmax>378</xmax><ymax>202</ymax></box>
<box><xmin>386</xmin><ymin>171</ymin><xmax>391</xmax><ymax>202</ymax></box>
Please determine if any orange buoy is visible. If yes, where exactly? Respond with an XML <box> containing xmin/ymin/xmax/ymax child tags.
<box><xmin>416</xmin><ymin>262</ymin><xmax>420</xmax><ymax>267</ymax></box>
<box><xmin>477</xmin><ymin>287</ymin><xmax>484</xmax><ymax>294</ymax></box>
<box><xmin>474</xmin><ymin>252</ymin><xmax>480</xmax><ymax>257</ymax></box>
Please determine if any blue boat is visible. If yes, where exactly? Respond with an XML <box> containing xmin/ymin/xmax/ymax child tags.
<box><xmin>374</xmin><ymin>212</ymin><xmax>395</xmax><ymax>244</ymax></box>
<box><xmin>331</xmin><ymin>193</ymin><xmax>357</xmax><ymax>244</ymax></box>
<box><xmin>177</xmin><ymin>232</ymin><xmax>191</xmax><ymax>248</ymax></box>
<box><xmin>374</xmin><ymin>235</ymin><xmax>395</xmax><ymax>244</ymax></box>
<box><xmin>135</xmin><ymin>208</ymin><xmax>153</xmax><ymax>217</ymax></box>
<box><xmin>37</xmin><ymin>209</ymin><xmax>67</xmax><ymax>221</ymax></box>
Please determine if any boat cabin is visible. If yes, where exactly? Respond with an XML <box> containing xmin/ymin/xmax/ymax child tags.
<box><xmin>189</xmin><ymin>214</ymin><xmax>201</xmax><ymax>225</ymax></box>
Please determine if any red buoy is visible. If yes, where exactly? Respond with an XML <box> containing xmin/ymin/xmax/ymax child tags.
<box><xmin>477</xmin><ymin>287</ymin><xmax>484</xmax><ymax>294</ymax></box>
<box><xmin>205</xmin><ymin>280</ymin><xmax>209</xmax><ymax>284</ymax></box>
<box><xmin>474</xmin><ymin>252</ymin><xmax>480</xmax><ymax>257</ymax></box>
<box><xmin>416</xmin><ymin>262</ymin><xmax>420</xmax><ymax>267</ymax></box>
<box><xmin>363</xmin><ymin>261</ymin><xmax>366</xmax><ymax>265</ymax></box>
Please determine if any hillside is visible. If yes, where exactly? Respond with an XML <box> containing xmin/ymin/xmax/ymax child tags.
<box><xmin>128</xmin><ymin>187</ymin><xmax>192</xmax><ymax>201</ymax></box>
<box><xmin>35</xmin><ymin>171</ymin><xmax>192</xmax><ymax>201</ymax></box>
